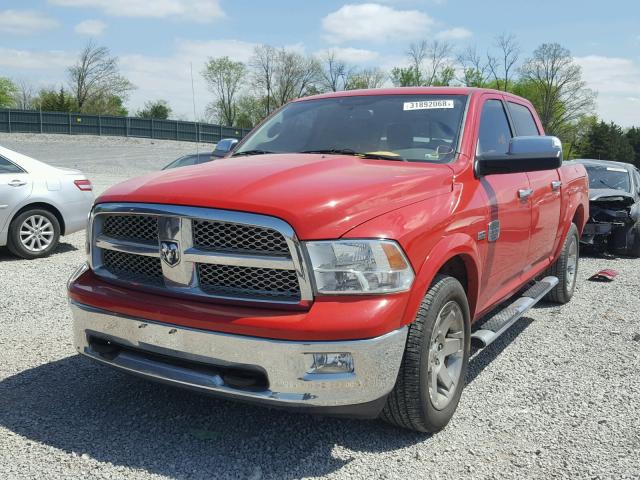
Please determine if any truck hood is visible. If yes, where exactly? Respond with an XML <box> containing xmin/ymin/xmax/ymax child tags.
<box><xmin>589</xmin><ymin>188</ymin><xmax>635</xmax><ymax>206</ymax></box>
<box><xmin>97</xmin><ymin>153</ymin><xmax>453</xmax><ymax>239</ymax></box>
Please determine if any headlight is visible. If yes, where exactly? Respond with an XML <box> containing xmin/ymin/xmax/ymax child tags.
<box><xmin>305</xmin><ymin>239</ymin><xmax>414</xmax><ymax>294</ymax></box>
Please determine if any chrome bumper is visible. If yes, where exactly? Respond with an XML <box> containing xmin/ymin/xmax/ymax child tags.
<box><xmin>70</xmin><ymin>301</ymin><xmax>407</xmax><ymax>410</ymax></box>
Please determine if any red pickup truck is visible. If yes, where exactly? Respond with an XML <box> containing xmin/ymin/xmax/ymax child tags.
<box><xmin>68</xmin><ymin>87</ymin><xmax>589</xmax><ymax>432</ymax></box>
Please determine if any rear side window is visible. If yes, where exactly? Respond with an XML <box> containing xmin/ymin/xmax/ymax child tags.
<box><xmin>477</xmin><ymin>100</ymin><xmax>512</xmax><ymax>155</ymax></box>
<box><xmin>0</xmin><ymin>155</ymin><xmax>24</xmax><ymax>174</ymax></box>
<box><xmin>508</xmin><ymin>102</ymin><xmax>540</xmax><ymax>136</ymax></box>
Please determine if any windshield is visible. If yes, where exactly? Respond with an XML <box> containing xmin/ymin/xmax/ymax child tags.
<box><xmin>586</xmin><ymin>165</ymin><xmax>631</xmax><ymax>192</ymax></box>
<box><xmin>235</xmin><ymin>94</ymin><xmax>468</xmax><ymax>162</ymax></box>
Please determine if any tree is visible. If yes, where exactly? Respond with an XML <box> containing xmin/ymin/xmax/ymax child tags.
<box><xmin>202</xmin><ymin>56</ymin><xmax>247</xmax><ymax>126</ymax></box>
<box><xmin>390</xmin><ymin>67</ymin><xmax>420</xmax><ymax>87</ymax></box>
<box><xmin>519</xmin><ymin>43</ymin><xmax>596</xmax><ymax>137</ymax></box>
<box><xmin>345</xmin><ymin>68</ymin><xmax>387</xmax><ymax>90</ymax></box>
<box><xmin>457</xmin><ymin>46</ymin><xmax>491</xmax><ymax>87</ymax></box>
<box><xmin>487</xmin><ymin>33</ymin><xmax>520</xmax><ymax>91</ymax></box>
<box><xmin>319</xmin><ymin>50</ymin><xmax>350</xmax><ymax>92</ymax></box>
<box><xmin>34</xmin><ymin>87</ymin><xmax>76</xmax><ymax>112</ymax></box>
<box><xmin>391</xmin><ymin>40</ymin><xmax>452</xmax><ymax>87</ymax></box>
<box><xmin>0</xmin><ymin>77</ymin><xmax>17</xmax><ymax>108</ymax></box>
<box><xmin>68</xmin><ymin>41</ymin><xmax>134</xmax><ymax>112</ymax></box>
<box><xmin>625</xmin><ymin>127</ymin><xmax>640</xmax><ymax>167</ymax></box>
<box><xmin>12</xmin><ymin>79</ymin><xmax>35</xmax><ymax>110</ymax></box>
<box><xmin>423</xmin><ymin>41</ymin><xmax>453</xmax><ymax>86</ymax></box>
<box><xmin>234</xmin><ymin>95</ymin><xmax>266</xmax><ymax>129</ymax></box>
<box><xmin>580</xmin><ymin>121</ymin><xmax>635</xmax><ymax>161</ymax></box>
<box><xmin>137</xmin><ymin>100</ymin><xmax>171</xmax><ymax>119</ymax></box>
<box><xmin>249</xmin><ymin>45</ymin><xmax>277</xmax><ymax>116</ymax></box>
<box><xmin>271</xmin><ymin>49</ymin><xmax>321</xmax><ymax>108</ymax></box>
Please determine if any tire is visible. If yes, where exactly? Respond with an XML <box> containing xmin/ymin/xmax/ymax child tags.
<box><xmin>544</xmin><ymin>223</ymin><xmax>579</xmax><ymax>304</ymax></box>
<box><xmin>381</xmin><ymin>274</ymin><xmax>471</xmax><ymax>432</ymax></box>
<box><xmin>7</xmin><ymin>209</ymin><xmax>61</xmax><ymax>259</ymax></box>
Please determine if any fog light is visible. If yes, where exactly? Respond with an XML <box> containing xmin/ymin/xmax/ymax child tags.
<box><xmin>306</xmin><ymin>353</ymin><xmax>354</xmax><ymax>374</ymax></box>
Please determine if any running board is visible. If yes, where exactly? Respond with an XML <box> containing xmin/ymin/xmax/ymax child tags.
<box><xmin>471</xmin><ymin>276</ymin><xmax>559</xmax><ymax>348</ymax></box>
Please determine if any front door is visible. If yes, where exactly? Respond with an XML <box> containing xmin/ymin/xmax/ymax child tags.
<box><xmin>475</xmin><ymin>96</ymin><xmax>532</xmax><ymax>310</ymax></box>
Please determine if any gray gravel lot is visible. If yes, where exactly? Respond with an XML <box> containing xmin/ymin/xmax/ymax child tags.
<box><xmin>1</xmin><ymin>133</ymin><xmax>639</xmax><ymax>480</ymax></box>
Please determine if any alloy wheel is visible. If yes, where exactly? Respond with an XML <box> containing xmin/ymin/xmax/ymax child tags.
<box><xmin>19</xmin><ymin>215</ymin><xmax>55</xmax><ymax>252</ymax></box>
<box><xmin>427</xmin><ymin>300</ymin><xmax>465</xmax><ymax>410</ymax></box>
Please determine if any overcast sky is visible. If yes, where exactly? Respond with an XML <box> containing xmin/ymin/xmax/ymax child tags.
<box><xmin>1</xmin><ymin>0</ymin><xmax>638</xmax><ymax>126</ymax></box>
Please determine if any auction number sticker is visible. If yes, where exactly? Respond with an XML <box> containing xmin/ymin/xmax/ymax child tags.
<box><xmin>403</xmin><ymin>99</ymin><xmax>454</xmax><ymax>111</ymax></box>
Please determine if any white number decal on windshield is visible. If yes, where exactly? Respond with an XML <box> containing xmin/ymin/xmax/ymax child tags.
<box><xmin>403</xmin><ymin>100</ymin><xmax>454</xmax><ymax>111</ymax></box>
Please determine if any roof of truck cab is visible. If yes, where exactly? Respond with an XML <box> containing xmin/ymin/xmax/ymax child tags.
<box><xmin>296</xmin><ymin>86</ymin><xmax>528</xmax><ymax>102</ymax></box>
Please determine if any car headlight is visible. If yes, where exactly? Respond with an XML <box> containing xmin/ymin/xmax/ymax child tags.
<box><xmin>305</xmin><ymin>239</ymin><xmax>414</xmax><ymax>294</ymax></box>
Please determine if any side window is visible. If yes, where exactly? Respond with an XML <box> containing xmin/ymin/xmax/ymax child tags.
<box><xmin>508</xmin><ymin>102</ymin><xmax>540</xmax><ymax>136</ymax></box>
<box><xmin>634</xmin><ymin>168</ymin><xmax>640</xmax><ymax>194</ymax></box>
<box><xmin>477</xmin><ymin>100</ymin><xmax>512</xmax><ymax>155</ymax></box>
<box><xmin>0</xmin><ymin>156</ymin><xmax>24</xmax><ymax>174</ymax></box>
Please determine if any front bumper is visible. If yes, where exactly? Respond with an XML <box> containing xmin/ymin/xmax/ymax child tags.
<box><xmin>71</xmin><ymin>301</ymin><xmax>407</xmax><ymax>414</ymax></box>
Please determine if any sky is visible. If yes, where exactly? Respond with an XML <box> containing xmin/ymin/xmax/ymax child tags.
<box><xmin>0</xmin><ymin>0</ymin><xmax>639</xmax><ymax>126</ymax></box>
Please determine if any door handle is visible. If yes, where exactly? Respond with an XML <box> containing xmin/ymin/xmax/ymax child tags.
<box><xmin>8</xmin><ymin>179</ymin><xmax>27</xmax><ymax>187</ymax></box>
<box><xmin>518</xmin><ymin>188</ymin><xmax>533</xmax><ymax>200</ymax></box>
<box><xmin>551</xmin><ymin>180</ymin><xmax>562</xmax><ymax>191</ymax></box>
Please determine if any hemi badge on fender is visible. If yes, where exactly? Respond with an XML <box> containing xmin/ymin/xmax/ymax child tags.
<box><xmin>488</xmin><ymin>220</ymin><xmax>501</xmax><ymax>242</ymax></box>
<box><xmin>477</xmin><ymin>231</ymin><xmax>487</xmax><ymax>241</ymax></box>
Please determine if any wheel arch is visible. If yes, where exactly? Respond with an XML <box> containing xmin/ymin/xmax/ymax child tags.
<box><xmin>402</xmin><ymin>234</ymin><xmax>481</xmax><ymax>327</ymax></box>
<box><xmin>10</xmin><ymin>202</ymin><xmax>66</xmax><ymax>235</ymax></box>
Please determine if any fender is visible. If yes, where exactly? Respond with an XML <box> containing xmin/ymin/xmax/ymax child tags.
<box><xmin>400</xmin><ymin>232</ymin><xmax>481</xmax><ymax>326</ymax></box>
<box><xmin>553</xmin><ymin>174</ymin><xmax>588</xmax><ymax>260</ymax></box>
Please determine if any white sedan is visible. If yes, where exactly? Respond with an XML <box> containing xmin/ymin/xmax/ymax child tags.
<box><xmin>0</xmin><ymin>145</ymin><xmax>94</xmax><ymax>259</ymax></box>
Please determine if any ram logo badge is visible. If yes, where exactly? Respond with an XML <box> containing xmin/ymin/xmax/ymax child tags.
<box><xmin>160</xmin><ymin>241</ymin><xmax>180</xmax><ymax>267</ymax></box>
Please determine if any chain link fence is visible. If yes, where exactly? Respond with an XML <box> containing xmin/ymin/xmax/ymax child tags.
<box><xmin>0</xmin><ymin>109</ymin><xmax>252</xmax><ymax>144</ymax></box>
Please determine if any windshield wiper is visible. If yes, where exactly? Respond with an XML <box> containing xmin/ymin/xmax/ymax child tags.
<box><xmin>300</xmin><ymin>149</ymin><xmax>406</xmax><ymax>162</ymax></box>
<box><xmin>232</xmin><ymin>149</ymin><xmax>275</xmax><ymax>157</ymax></box>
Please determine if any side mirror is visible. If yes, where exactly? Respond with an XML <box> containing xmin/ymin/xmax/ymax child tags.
<box><xmin>476</xmin><ymin>136</ymin><xmax>563</xmax><ymax>176</ymax></box>
<box><xmin>214</xmin><ymin>138</ymin><xmax>238</xmax><ymax>155</ymax></box>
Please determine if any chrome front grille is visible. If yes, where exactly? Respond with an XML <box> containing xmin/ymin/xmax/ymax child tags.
<box><xmin>198</xmin><ymin>264</ymin><xmax>300</xmax><ymax>300</ymax></box>
<box><xmin>192</xmin><ymin>220</ymin><xmax>290</xmax><ymax>256</ymax></box>
<box><xmin>103</xmin><ymin>215</ymin><xmax>158</xmax><ymax>242</ymax></box>
<box><xmin>90</xmin><ymin>203</ymin><xmax>312</xmax><ymax>305</ymax></box>
<box><xmin>103</xmin><ymin>250</ymin><xmax>163</xmax><ymax>285</ymax></box>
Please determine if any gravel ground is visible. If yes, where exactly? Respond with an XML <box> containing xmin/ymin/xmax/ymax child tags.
<box><xmin>1</xmin><ymin>133</ymin><xmax>639</xmax><ymax>480</ymax></box>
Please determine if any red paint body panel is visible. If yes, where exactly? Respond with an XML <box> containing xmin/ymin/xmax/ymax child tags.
<box><xmin>71</xmin><ymin>87</ymin><xmax>589</xmax><ymax>340</ymax></box>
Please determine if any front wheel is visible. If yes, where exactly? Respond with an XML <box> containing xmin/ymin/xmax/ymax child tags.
<box><xmin>544</xmin><ymin>223</ymin><xmax>579</xmax><ymax>304</ymax></box>
<box><xmin>381</xmin><ymin>275</ymin><xmax>470</xmax><ymax>432</ymax></box>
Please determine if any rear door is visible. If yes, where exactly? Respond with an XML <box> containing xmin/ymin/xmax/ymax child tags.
<box><xmin>0</xmin><ymin>155</ymin><xmax>32</xmax><ymax>232</ymax></box>
<box><xmin>507</xmin><ymin>101</ymin><xmax>561</xmax><ymax>267</ymax></box>
<box><xmin>475</xmin><ymin>96</ymin><xmax>532</xmax><ymax>307</ymax></box>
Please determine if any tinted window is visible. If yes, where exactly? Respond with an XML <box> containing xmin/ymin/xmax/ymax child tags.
<box><xmin>0</xmin><ymin>156</ymin><xmax>24</xmax><ymax>174</ymax></box>
<box><xmin>585</xmin><ymin>165</ymin><xmax>631</xmax><ymax>192</ymax></box>
<box><xmin>236</xmin><ymin>95</ymin><xmax>468</xmax><ymax>163</ymax></box>
<box><xmin>508</xmin><ymin>102</ymin><xmax>540</xmax><ymax>136</ymax></box>
<box><xmin>478</xmin><ymin>100</ymin><xmax>512</xmax><ymax>155</ymax></box>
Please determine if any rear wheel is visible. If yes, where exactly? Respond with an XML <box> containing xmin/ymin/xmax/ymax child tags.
<box><xmin>381</xmin><ymin>275</ymin><xmax>470</xmax><ymax>432</ymax></box>
<box><xmin>544</xmin><ymin>223</ymin><xmax>579</xmax><ymax>304</ymax></box>
<box><xmin>7</xmin><ymin>209</ymin><xmax>60</xmax><ymax>259</ymax></box>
